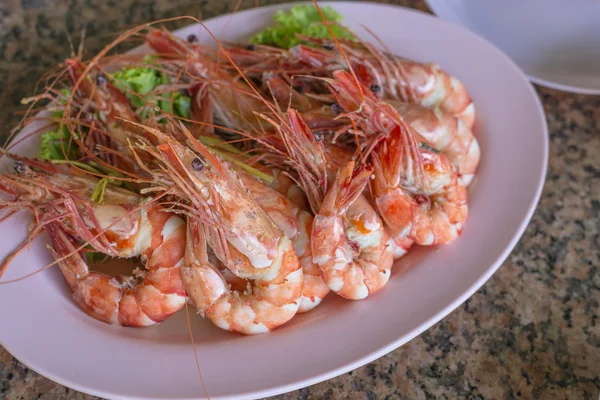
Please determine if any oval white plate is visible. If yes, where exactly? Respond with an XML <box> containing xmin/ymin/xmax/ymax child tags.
<box><xmin>426</xmin><ymin>0</ymin><xmax>600</xmax><ymax>94</ymax></box>
<box><xmin>0</xmin><ymin>2</ymin><xmax>548</xmax><ymax>399</ymax></box>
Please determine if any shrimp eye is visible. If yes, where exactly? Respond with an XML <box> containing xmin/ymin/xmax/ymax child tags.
<box><xmin>313</xmin><ymin>131</ymin><xmax>324</xmax><ymax>142</ymax></box>
<box><xmin>191</xmin><ymin>157</ymin><xmax>204</xmax><ymax>171</ymax></box>
<box><xmin>331</xmin><ymin>103</ymin><xmax>343</xmax><ymax>115</ymax></box>
<box><xmin>13</xmin><ymin>161</ymin><xmax>26</xmax><ymax>175</ymax></box>
<box><xmin>187</xmin><ymin>34</ymin><xmax>198</xmax><ymax>43</ymax></box>
<box><xmin>96</xmin><ymin>73</ymin><xmax>107</xmax><ymax>86</ymax></box>
<box><xmin>369</xmin><ymin>84</ymin><xmax>382</xmax><ymax>95</ymax></box>
<box><xmin>322</xmin><ymin>43</ymin><xmax>335</xmax><ymax>51</ymax></box>
<box><xmin>293</xmin><ymin>85</ymin><xmax>304</xmax><ymax>94</ymax></box>
<box><xmin>246</xmin><ymin>44</ymin><xmax>257</xmax><ymax>51</ymax></box>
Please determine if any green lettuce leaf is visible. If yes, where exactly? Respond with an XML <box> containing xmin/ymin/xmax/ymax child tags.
<box><xmin>113</xmin><ymin>67</ymin><xmax>160</xmax><ymax>109</ymax></box>
<box><xmin>39</xmin><ymin>126</ymin><xmax>79</xmax><ymax>161</ymax></box>
<box><xmin>111</xmin><ymin>64</ymin><xmax>191</xmax><ymax>119</ymax></box>
<box><xmin>250</xmin><ymin>4</ymin><xmax>355</xmax><ymax>49</ymax></box>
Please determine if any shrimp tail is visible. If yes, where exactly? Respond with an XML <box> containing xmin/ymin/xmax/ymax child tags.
<box><xmin>46</xmin><ymin>223</ymin><xmax>89</xmax><ymax>291</ymax></box>
<box><xmin>321</xmin><ymin>161</ymin><xmax>371</xmax><ymax>217</ymax></box>
<box><xmin>183</xmin><ymin>218</ymin><xmax>228</xmax><ymax>318</ymax></box>
<box><xmin>276</xmin><ymin>109</ymin><xmax>328</xmax><ymax>213</ymax></box>
<box><xmin>46</xmin><ymin>223</ymin><xmax>123</xmax><ymax>325</ymax></box>
<box><xmin>311</xmin><ymin>161</ymin><xmax>392</xmax><ymax>300</ymax></box>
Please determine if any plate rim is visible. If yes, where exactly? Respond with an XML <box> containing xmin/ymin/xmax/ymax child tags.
<box><xmin>0</xmin><ymin>2</ymin><xmax>549</xmax><ymax>399</ymax></box>
<box><xmin>425</xmin><ymin>0</ymin><xmax>600</xmax><ymax>95</ymax></box>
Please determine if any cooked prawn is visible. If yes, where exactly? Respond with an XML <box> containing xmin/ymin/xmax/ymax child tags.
<box><xmin>238</xmin><ymin>172</ymin><xmax>329</xmax><ymax>313</ymax></box>
<box><xmin>271</xmin><ymin>109</ymin><xmax>393</xmax><ymax>300</ymax></box>
<box><xmin>372</xmin><ymin>126</ymin><xmax>468</xmax><ymax>245</ymax></box>
<box><xmin>389</xmin><ymin>101</ymin><xmax>479</xmax><ymax>186</ymax></box>
<box><xmin>146</xmin><ymin>29</ymin><xmax>271</xmax><ymax>133</ymax></box>
<box><xmin>134</xmin><ymin>123</ymin><xmax>303</xmax><ymax>333</ymax></box>
<box><xmin>217</xmin><ymin>35</ymin><xmax>475</xmax><ymax>128</ymax></box>
<box><xmin>64</xmin><ymin>58</ymin><xmax>160</xmax><ymax>155</ymax></box>
<box><xmin>324</xmin><ymin>71</ymin><xmax>469</xmax><ymax>245</ymax></box>
<box><xmin>184</xmin><ymin>218</ymin><xmax>302</xmax><ymax>334</ymax></box>
<box><xmin>313</xmin><ymin>162</ymin><xmax>393</xmax><ymax>299</ymax></box>
<box><xmin>320</xmin><ymin>69</ymin><xmax>480</xmax><ymax>185</ymax></box>
<box><xmin>292</xmin><ymin>37</ymin><xmax>475</xmax><ymax>128</ymax></box>
<box><xmin>0</xmin><ymin>159</ymin><xmax>186</xmax><ymax>326</ymax></box>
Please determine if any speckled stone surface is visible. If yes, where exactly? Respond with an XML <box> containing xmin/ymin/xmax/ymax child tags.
<box><xmin>1</xmin><ymin>1</ymin><xmax>599</xmax><ymax>399</ymax></box>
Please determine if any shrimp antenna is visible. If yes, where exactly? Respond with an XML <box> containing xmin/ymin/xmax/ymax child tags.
<box><xmin>185</xmin><ymin>301</ymin><xmax>211</xmax><ymax>400</ymax></box>
<box><xmin>358</xmin><ymin>24</ymin><xmax>416</xmax><ymax>101</ymax></box>
<box><xmin>194</xmin><ymin>18</ymin><xmax>292</xmax><ymax>131</ymax></box>
<box><xmin>0</xmin><ymin>186</ymin><xmax>176</xmax><ymax>285</ymax></box>
<box><xmin>65</xmin><ymin>16</ymin><xmax>202</xmax><ymax>127</ymax></box>
<box><xmin>67</xmin><ymin>30</ymin><xmax>76</xmax><ymax>59</ymax></box>
<box><xmin>312</xmin><ymin>0</ymin><xmax>364</xmax><ymax>105</ymax></box>
<box><xmin>78</xmin><ymin>24</ymin><xmax>88</xmax><ymax>59</ymax></box>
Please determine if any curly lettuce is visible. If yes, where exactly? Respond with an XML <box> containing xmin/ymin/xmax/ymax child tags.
<box><xmin>112</xmin><ymin>62</ymin><xmax>191</xmax><ymax>119</ymax></box>
<box><xmin>250</xmin><ymin>4</ymin><xmax>355</xmax><ymax>49</ymax></box>
<box><xmin>39</xmin><ymin>126</ymin><xmax>79</xmax><ymax>161</ymax></box>
<box><xmin>112</xmin><ymin>67</ymin><xmax>161</xmax><ymax>108</ymax></box>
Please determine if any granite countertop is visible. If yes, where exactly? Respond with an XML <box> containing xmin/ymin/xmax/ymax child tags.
<box><xmin>1</xmin><ymin>0</ymin><xmax>599</xmax><ymax>399</ymax></box>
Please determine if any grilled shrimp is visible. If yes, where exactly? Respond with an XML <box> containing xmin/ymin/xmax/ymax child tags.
<box><xmin>220</xmin><ymin>36</ymin><xmax>475</xmax><ymax>128</ymax></box>
<box><xmin>372</xmin><ymin>127</ymin><xmax>468</xmax><ymax>245</ymax></box>
<box><xmin>34</xmin><ymin>58</ymin><xmax>156</xmax><ymax>179</ymax></box>
<box><xmin>65</xmin><ymin>58</ymin><xmax>163</xmax><ymax>165</ymax></box>
<box><xmin>135</xmin><ymin>123</ymin><xmax>303</xmax><ymax>334</ymax></box>
<box><xmin>238</xmin><ymin>172</ymin><xmax>329</xmax><ymax>313</ymax></box>
<box><xmin>291</xmin><ymin>38</ymin><xmax>475</xmax><ymax>128</ymax></box>
<box><xmin>221</xmin><ymin>45</ymin><xmax>479</xmax><ymax>180</ymax></box>
<box><xmin>146</xmin><ymin>29</ymin><xmax>271</xmax><ymax>133</ymax></box>
<box><xmin>65</xmin><ymin>59</ymin><xmax>143</xmax><ymax>144</ymax></box>
<box><xmin>272</xmin><ymin>109</ymin><xmax>393</xmax><ymax>300</ymax></box>
<box><xmin>185</xmin><ymin>91</ymin><xmax>310</xmax><ymax>211</ymax></box>
<box><xmin>312</xmin><ymin>162</ymin><xmax>393</xmax><ymax>299</ymax></box>
<box><xmin>386</xmin><ymin>101</ymin><xmax>479</xmax><ymax>186</ymax></box>
<box><xmin>0</xmin><ymin>159</ymin><xmax>186</xmax><ymax>326</ymax></box>
<box><xmin>325</xmin><ymin>71</ymin><xmax>469</xmax><ymax>245</ymax></box>
<box><xmin>183</xmin><ymin>85</ymin><xmax>323</xmax><ymax>310</ymax></box>
<box><xmin>184</xmin><ymin>218</ymin><xmax>302</xmax><ymax>334</ymax></box>
<box><xmin>323</xmin><ymin>70</ymin><xmax>480</xmax><ymax>184</ymax></box>
<box><xmin>17</xmin><ymin>58</ymin><xmax>147</xmax><ymax>176</ymax></box>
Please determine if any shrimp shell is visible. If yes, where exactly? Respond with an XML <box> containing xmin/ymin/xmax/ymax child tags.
<box><xmin>0</xmin><ymin>162</ymin><xmax>186</xmax><ymax>326</ymax></box>
<box><xmin>184</xmin><ymin>218</ymin><xmax>302</xmax><ymax>334</ymax></box>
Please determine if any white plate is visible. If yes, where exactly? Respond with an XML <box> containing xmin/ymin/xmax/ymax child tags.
<box><xmin>426</xmin><ymin>0</ymin><xmax>600</xmax><ymax>94</ymax></box>
<box><xmin>0</xmin><ymin>2</ymin><xmax>548</xmax><ymax>399</ymax></box>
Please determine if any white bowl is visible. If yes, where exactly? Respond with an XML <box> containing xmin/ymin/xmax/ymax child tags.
<box><xmin>426</xmin><ymin>0</ymin><xmax>600</xmax><ymax>94</ymax></box>
<box><xmin>0</xmin><ymin>2</ymin><xmax>548</xmax><ymax>399</ymax></box>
